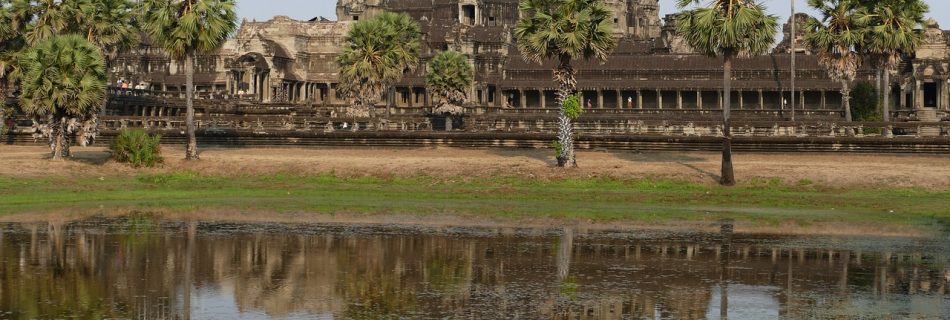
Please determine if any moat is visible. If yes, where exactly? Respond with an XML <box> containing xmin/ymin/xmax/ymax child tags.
<box><xmin>0</xmin><ymin>216</ymin><xmax>946</xmax><ymax>319</ymax></box>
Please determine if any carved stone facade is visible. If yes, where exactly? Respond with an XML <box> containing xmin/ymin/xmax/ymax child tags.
<box><xmin>107</xmin><ymin>0</ymin><xmax>950</xmax><ymax>120</ymax></box>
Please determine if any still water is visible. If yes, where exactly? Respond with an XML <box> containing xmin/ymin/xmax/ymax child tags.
<box><xmin>0</xmin><ymin>216</ymin><xmax>946</xmax><ymax>319</ymax></box>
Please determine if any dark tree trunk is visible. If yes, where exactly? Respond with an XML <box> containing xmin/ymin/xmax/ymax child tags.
<box><xmin>842</xmin><ymin>80</ymin><xmax>853</xmax><ymax>122</ymax></box>
<box><xmin>883</xmin><ymin>69</ymin><xmax>891</xmax><ymax>122</ymax></box>
<box><xmin>720</xmin><ymin>54</ymin><xmax>736</xmax><ymax>186</ymax></box>
<box><xmin>51</xmin><ymin>115</ymin><xmax>66</xmax><ymax>160</ymax></box>
<box><xmin>185</xmin><ymin>52</ymin><xmax>199</xmax><ymax>160</ymax></box>
<box><xmin>554</xmin><ymin>54</ymin><xmax>577</xmax><ymax>168</ymax></box>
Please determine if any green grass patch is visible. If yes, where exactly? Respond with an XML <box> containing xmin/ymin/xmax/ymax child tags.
<box><xmin>0</xmin><ymin>172</ymin><xmax>947</xmax><ymax>232</ymax></box>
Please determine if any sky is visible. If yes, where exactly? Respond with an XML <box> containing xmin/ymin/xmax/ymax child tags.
<box><xmin>235</xmin><ymin>0</ymin><xmax>950</xmax><ymax>28</ymax></box>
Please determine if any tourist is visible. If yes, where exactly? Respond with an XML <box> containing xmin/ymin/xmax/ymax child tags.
<box><xmin>627</xmin><ymin>97</ymin><xmax>633</xmax><ymax>108</ymax></box>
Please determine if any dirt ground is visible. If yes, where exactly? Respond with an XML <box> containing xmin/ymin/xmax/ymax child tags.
<box><xmin>2</xmin><ymin>145</ymin><xmax>950</xmax><ymax>189</ymax></box>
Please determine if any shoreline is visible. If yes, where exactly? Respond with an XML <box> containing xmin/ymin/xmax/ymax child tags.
<box><xmin>0</xmin><ymin>210</ymin><xmax>940</xmax><ymax>238</ymax></box>
<box><xmin>1</xmin><ymin>145</ymin><xmax>948</xmax><ymax>238</ymax></box>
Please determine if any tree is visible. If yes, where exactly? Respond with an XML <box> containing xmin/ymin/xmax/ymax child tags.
<box><xmin>426</xmin><ymin>50</ymin><xmax>473</xmax><ymax>131</ymax></box>
<box><xmin>141</xmin><ymin>0</ymin><xmax>237</xmax><ymax>160</ymax></box>
<box><xmin>1</xmin><ymin>0</ymin><xmax>139</xmax><ymax>147</ymax></box>
<box><xmin>337</xmin><ymin>12</ymin><xmax>420</xmax><ymax>119</ymax></box>
<box><xmin>514</xmin><ymin>0</ymin><xmax>617</xmax><ymax>167</ymax></box>
<box><xmin>805</xmin><ymin>0</ymin><xmax>869</xmax><ymax>125</ymax></box>
<box><xmin>676</xmin><ymin>0</ymin><xmax>778</xmax><ymax>186</ymax></box>
<box><xmin>860</xmin><ymin>0</ymin><xmax>927</xmax><ymax>122</ymax></box>
<box><xmin>17</xmin><ymin>34</ymin><xmax>106</xmax><ymax>160</ymax></box>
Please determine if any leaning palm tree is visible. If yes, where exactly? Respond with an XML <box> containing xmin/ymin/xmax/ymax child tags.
<box><xmin>514</xmin><ymin>0</ymin><xmax>617</xmax><ymax>167</ymax></box>
<box><xmin>17</xmin><ymin>34</ymin><xmax>106</xmax><ymax>160</ymax></box>
<box><xmin>337</xmin><ymin>12</ymin><xmax>420</xmax><ymax>119</ymax></box>
<box><xmin>805</xmin><ymin>0</ymin><xmax>869</xmax><ymax>124</ymax></box>
<box><xmin>426</xmin><ymin>50</ymin><xmax>474</xmax><ymax>131</ymax></box>
<box><xmin>862</xmin><ymin>0</ymin><xmax>927</xmax><ymax>121</ymax></box>
<box><xmin>676</xmin><ymin>0</ymin><xmax>778</xmax><ymax>186</ymax></box>
<box><xmin>140</xmin><ymin>0</ymin><xmax>237</xmax><ymax>160</ymax></box>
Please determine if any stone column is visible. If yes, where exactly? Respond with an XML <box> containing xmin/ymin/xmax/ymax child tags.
<box><xmin>637</xmin><ymin>90</ymin><xmax>643</xmax><ymax>109</ymax></box>
<box><xmin>914</xmin><ymin>80</ymin><xmax>923</xmax><ymax>109</ymax></box>
<box><xmin>676</xmin><ymin>90</ymin><xmax>683</xmax><ymax>109</ymax></box>
<box><xmin>616</xmin><ymin>90</ymin><xmax>623</xmax><ymax>109</ymax></box>
<box><xmin>519</xmin><ymin>89</ymin><xmax>526</xmax><ymax>108</ymax></box>
<box><xmin>697</xmin><ymin>90</ymin><xmax>703</xmax><ymax>109</ymax></box>
<box><xmin>656</xmin><ymin>90</ymin><xmax>663</xmax><ymax>109</ymax></box>
<box><xmin>540</xmin><ymin>90</ymin><xmax>547</xmax><ymax>109</ymax></box>
<box><xmin>738</xmin><ymin>90</ymin><xmax>744</xmax><ymax>109</ymax></box>
<box><xmin>800</xmin><ymin>91</ymin><xmax>806</xmax><ymax>110</ymax></box>
<box><xmin>597</xmin><ymin>90</ymin><xmax>604</xmax><ymax>109</ymax></box>
<box><xmin>327</xmin><ymin>83</ymin><xmax>336</xmax><ymax>105</ymax></box>
<box><xmin>758</xmin><ymin>90</ymin><xmax>764</xmax><ymax>110</ymax></box>
<box><xmin>717</xmin><ymin>91</ymin><xmax>723</xmax><ymax>109</ymax></box>
<box><xmin>821</xmin><ymin>90</ymin><xmax>827</xmax><ymax>109</ymax></box>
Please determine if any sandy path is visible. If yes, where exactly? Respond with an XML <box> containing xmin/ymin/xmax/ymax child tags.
<box><xmin>2</xmin><ymin>145</ymin><xmax>949</xmax><ymax>189</ymax></box>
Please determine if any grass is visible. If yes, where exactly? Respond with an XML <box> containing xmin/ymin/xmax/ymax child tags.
<box><xmin>0</xmin><ymin>171</ymin><xmax>948</xmax><ymax>233</ymax></box>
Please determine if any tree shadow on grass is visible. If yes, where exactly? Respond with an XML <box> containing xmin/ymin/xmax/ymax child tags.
<box><xmin>610</xmin><ymin>151</ymin><xmax>721</xmax><ymax>183</ymax></box>
<box><xmin>69</xmin><ymin>150</ymin><xmax>111</xmax><ymax>166</ymax></box>
<box><xmin>486</xmin><ymin>148</ymin><xmax>555</xmax><ymax>165</ymax></box>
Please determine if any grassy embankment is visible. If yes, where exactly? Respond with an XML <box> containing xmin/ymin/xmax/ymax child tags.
<box><xmin>0</xmin><ymin>171</ymin><xmax>947</xmax><ymax>232</ymax></box>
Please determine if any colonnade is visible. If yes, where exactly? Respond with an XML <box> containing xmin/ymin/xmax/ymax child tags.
<box><xmin>499</xmin><ymin>88</ymin><xmax>840</xmax><ymax>110</ymax></box>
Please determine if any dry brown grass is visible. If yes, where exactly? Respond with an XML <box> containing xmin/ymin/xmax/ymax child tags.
<box><xmin>3</xmin><ymin>145</ymin><xmax>950</xmax><ymax>189</ymax></box>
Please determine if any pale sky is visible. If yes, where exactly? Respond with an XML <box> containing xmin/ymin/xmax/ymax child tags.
<box><xmin>236</xmin><ymin>0</ymin><xmax>950</xmax><ymax>29</ymax></box>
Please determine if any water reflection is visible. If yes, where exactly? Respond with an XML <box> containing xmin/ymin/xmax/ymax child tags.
<box><xmin>0</xmin><ymin>216</ymin><xmax>946</xmax><ymax>319</ymax></box>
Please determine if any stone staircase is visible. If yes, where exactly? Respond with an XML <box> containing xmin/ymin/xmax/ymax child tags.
<box><xmin>915</xmin><ymin>109</ymin><xmax>942</xmax><ymax>137</ymax></box>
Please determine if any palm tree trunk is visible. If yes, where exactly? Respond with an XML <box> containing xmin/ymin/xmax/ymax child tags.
<box><xmin>554</xmin><ymin>55</ymin><xmax>577</xmax><ymax>168</ymax></box>
<box><xmin>883</xmin><ymin>69</ymin><xmax>891</xmax><ymax>122</ymax></box>
<box><xmin>842</xmin><ymin>80</ymin><xmax>853</xmax><ymax>122</ymax></box>
<box><xmin>185</xmin><ymin>52</ymin><xmax>199</xmax><ymax>160</ymax></box>
<box><xmin>720</xmin><ymin>54</ymin><xmax>736</xmax><ymax>186</ymax></box>
<box><xmin>51</xmin><ymin>115</ymin><xmax>66</xmax><ymax>160</ymax></box>
<box><xmin>876</xmin><ymin>69</ymin><xmax>883</xmax><ymax>114</ymax></box>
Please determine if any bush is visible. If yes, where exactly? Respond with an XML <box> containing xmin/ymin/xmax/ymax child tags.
<box><xmin>850</xmin><ymin>81</ymin><xmax>880</xmax><ymax>121</ymax></box>
<box><xmin>562</xmin><ymin>93</ymin><xmax>583</xmax><ymax>120</ymax></box>
<box><xmin>110</xmin><ymin>129</ymin><xmax>163</xmax><ymax>167</ymax></box>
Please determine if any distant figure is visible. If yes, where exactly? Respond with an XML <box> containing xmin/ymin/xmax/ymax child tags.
<box><xmin>116</xmin><ymin>79</ymin><xmax>123</xmax><ymax>88</ymax></box>
<box><xmin>342</xmin><ymin>122</ymin><xmax>349</xmax><ymax>129</ymax></box>
<box><xmin>627</xmin><ymin>97</ymin><xmax>633</xmax><ymax>108</ymax></box>
<box><xmin>586</xmin><ymin>99</ymin><xmax>592</xmax><ymax>109</ymax></box>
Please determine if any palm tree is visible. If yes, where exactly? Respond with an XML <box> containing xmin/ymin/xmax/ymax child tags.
<box><xmin>514</xmin><ymin>0</ymin><xmax>617</xmax><ymax>168</ymax></box>
<box><xmin>426</xmin><ymin>50</ymin><xmax>473</xmax><ymax>131</ymax></box>
<box><xmin>17</xmin><ymin>34</ymin><xmax>106</xmax><ymax>160</ymax></box>
<box><xmin>337</xmin><ymin>12</ymin><xmax>420</xmax><ymax>119</ymax></box>
<box><xmin>861</xmin><ymin>0</ymin><xmax>927</xmax><ymax>122</ymax></box>
<box><xmin>140</xmin><ymin>0</ymin><xmax>237</xmax><ymax>160</ymax></box>
<box><xmin>2</xmin><ymin>0</ymin><xmax>139</xmax><ymax>146</ymax></box>
<box><xmin>67</xmin><ymin>0</ymin><xmax>139</xmax><ymax>146</ymax></box>
<box><xmin>805</xmin><ymin>0</ymin><xmax>869</xmax><ymax>125</ymax></box>
<box><xmin>676</xmin><ymin>0</ymin><xmax>778</xmax><ymax>186</ymax></box>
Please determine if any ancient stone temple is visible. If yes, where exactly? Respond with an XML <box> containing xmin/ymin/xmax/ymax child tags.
<box><xmin>107</xmin><ymin>0</ymin><xmax>950</xmax><ymax>119</ymax></box>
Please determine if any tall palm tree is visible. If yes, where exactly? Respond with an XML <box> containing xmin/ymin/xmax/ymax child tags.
<box><xmin>141</xmin><ymin>0</ymin><xmax>237</xmax><ymax>160</ymax></box>
<box><xmin>337</xmin><ymin>12</ymin><xmax>420</xmax><ymax>119</ymax></box>
<box><xmin>862</xmin><ymin>0</ymin><xmax>927</xmax><ymax>122</ymax></box>
<box><xmin>805</xmin><ymin>0</ymin><xmax>869</xmax><ymax>124</ymax></box>
<box><xmin>67</xmin><ymin>0</ymin><xmax>139</xmax><ymax>146</ymax></box>
<box><xmin>514</xmin><ymin>0</ymin><xmax>617</xmax><ymax>168</ymax></box>
<box><xmin>426</xmin><ymin>50</ymin><xmax>473</xmax><ymax>131</ymax></box>
<box><xmin>17</xmin><ymin>34</ymin><xmax>106</xmax><ymax>159</ymax></box>
<box><xmin>676</xmin><ymin>0</ymin><xmax>778</xmax><ymax>186</ymax></box>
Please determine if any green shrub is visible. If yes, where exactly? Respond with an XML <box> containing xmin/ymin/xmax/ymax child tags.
<box><xmin>551</xmin><ymin>140</ymin><xmax>563</xmax><ymax>158</ymax></box>
<box><xmin>851</xmin><ymin>81</ymin><xmax>880</xmax><ymax>121</ymax></box>
<box><xmin>562</xmin><ymin>93</ymin><xmax>583</xmax><ymax>120</ymax></box>
<box><xmin>110</xmin><ymin>129</ymin><xmax>163</xmax><ymax>167</ymax></box>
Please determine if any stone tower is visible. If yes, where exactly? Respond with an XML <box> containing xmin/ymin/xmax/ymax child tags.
<box><xmin>336</xmin><ymin>0</ymin><xmax>384</xmax><ymax>22</ymax></box>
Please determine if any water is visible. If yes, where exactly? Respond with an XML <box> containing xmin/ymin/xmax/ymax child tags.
<box><xmin>0</xmin><ymin>216</ymin><xmax>947</xmax><ymax>319</ymax></box>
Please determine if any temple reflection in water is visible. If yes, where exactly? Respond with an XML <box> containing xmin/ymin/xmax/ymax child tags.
<box><xmin>0</xmin><ymin>217</ymin><xmax>947</xmax><ymax>319</ymax></box>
